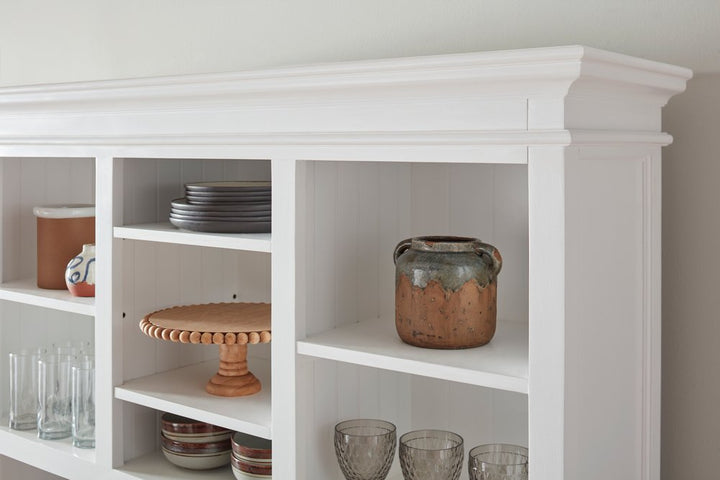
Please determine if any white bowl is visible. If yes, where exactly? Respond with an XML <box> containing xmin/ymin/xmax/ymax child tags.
<box><xmin>161</xmin><ymin>447</ymin><xmax>231</xmax><ymax>470</ymax></box>
<box><xmin>232</xmin><ymin>465</ymin><xmax>272</xmax><ymax>480</ymax></box>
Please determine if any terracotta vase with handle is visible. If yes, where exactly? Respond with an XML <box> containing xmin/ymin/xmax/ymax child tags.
<box><xmin>394</xmin><ymin>236</ymin><xmax>502</xmax><ymax>349</ymax></box>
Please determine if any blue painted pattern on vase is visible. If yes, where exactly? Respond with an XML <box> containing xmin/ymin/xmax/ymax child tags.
<box><xmin>65</xmin><ymin>244</ymin><xmax>95</xmax><ymax>297</ymax></box>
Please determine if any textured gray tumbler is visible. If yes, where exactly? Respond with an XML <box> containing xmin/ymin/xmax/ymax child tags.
<box><xmin>399</xmin><ymin>429</ymin><xmax>464</xmax><ymax>480</ymax></box>
<box><xmin>468</xmin><ymin>444</ymin><xmax>528</xmax><ymax>480</ymax></box>
<box><xmin>334</xmin><ymin>419</ymin><xmax>397</xmax><ymax>480</ymax></box>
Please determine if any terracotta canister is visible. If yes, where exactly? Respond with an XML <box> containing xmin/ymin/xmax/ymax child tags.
<box><xmin>33</xmin><ymin>205</ymin><xmax>95</xmax><ymax>290</ymax></box>
<box><xmin>65</xmin><ymin>244</ymin><xmax>96</xmax><ymax>297</ymax></box>
<box><xmin>394</xmin><ymin>236</ymin><xmax>502</xmax><ymax>349</ymax></box>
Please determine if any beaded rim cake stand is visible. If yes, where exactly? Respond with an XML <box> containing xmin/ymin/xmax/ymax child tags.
<box><xmin>139</xmin><ymin>302</ymin><xmax>271</xmax><ymax>397</ymax></box>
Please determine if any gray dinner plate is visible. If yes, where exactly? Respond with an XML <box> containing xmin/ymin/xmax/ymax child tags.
<box><xmin>169</xmin><ymin>217</ymin><xmax>271</xmax><ymax>233</ymax></box>
<box><xmin>171</xmin><ymin>207</ymin><xmax>271</xmax><ymax>218</ymax></box>
<box><xmin>170</xmin><ymin>212</ymin><xmax>271</xmax><ymax>222</ymax></box>
<box><xmin>171</xmin><ymin>198</ymin><xmax>270</xmax><ymax>212</ymax></box>
<box><xmin>185</xmin><ymin>181</ymin><xmax>271</xmax><ymax>192</ymax></box>
<box><xmin>184</xmin><ymin>189</ymin><xmax>271</xmax><ymax>197</ymax></box>
<box><xmin>185</xmin><ymin>195</ymin><xmax>271</xmax><ymax>204</ymax></box>
<box><xmin>186</xmin><ymin>191</ymin><xmax>271</xmax><ymax>198</ymax></box>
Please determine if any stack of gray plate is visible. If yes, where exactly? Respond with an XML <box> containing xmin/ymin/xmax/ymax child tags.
<box><xmin>169</xmin><ymin>181</ymin><xmax>271</xmax><ymax>233</ymax></box>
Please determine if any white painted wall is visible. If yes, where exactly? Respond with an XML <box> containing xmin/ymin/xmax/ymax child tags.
<box><xmin>662</xmin><ymin>74</ymin><xmax>720</xmax><ymax>480</ymax></box>
<box><xmin>0</xmin><ymin>0</ymin><xmax>718</xmax><ymax>86</ymax></box>
<box><xmin>0</xmin><ymin>2</ymin><xmax>717</xmax><ymax>479</ymax></box>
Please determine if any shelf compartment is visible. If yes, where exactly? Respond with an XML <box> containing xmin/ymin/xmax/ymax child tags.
<box><xmin>0</xmin><ymin>278</ymin><xmax>95</xmax><ymax>316</ymax></box>
<box><xmin>114</xmin><ymin>449</ymin><xmax>232</xmax><ymax>480</ymax></box>
<box><xmin>115</xmin><ymin>358</ymin><xmax>271</xmax><ymax>439</ymax></box>
<box><xmin>114</xmin><ymin>223</ymin><xmax>271</xmax><ymax>252</ymax></box>
<box><xmin>0</xmin><ymin>424</ymin><xmax>97</xmax><ymax>478</ymax></box>
<box><xmin>297</xmin><ymin>316</ymin><xmax>528</xmax><ymax>394</ymax></box>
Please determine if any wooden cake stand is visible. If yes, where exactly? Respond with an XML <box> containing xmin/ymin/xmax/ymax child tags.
<box><xmin>139</xmin><ymin>302</ymin><xmax>271</xmax><ymax>397</ymax></box>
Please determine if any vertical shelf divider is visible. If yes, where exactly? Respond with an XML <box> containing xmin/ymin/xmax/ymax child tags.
<box><xmin>527</xmin><ymin>147</ymin><xmax>567</xmax><ymax>479</ymax></box>
<box><xmin>95</xmin><ymin>155</ymin><xmax>125</xmax><ymax>469</ymax></box>
<box><xmin>271</xmin><ymin>158</ymin><xmax>305</xmax><ymax>480</ymax></box>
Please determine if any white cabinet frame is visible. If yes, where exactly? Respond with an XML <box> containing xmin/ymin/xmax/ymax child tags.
<box><xmin>0</xmin><ymin>46</ymin><xmax>690</xmax><ymax>480</ymax></box>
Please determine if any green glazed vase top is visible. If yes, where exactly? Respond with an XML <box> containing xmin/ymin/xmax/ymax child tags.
<box><xmin>394</xmin><ymin>236</ymin><xmax>502</xmax><ymax>291</ymax></box>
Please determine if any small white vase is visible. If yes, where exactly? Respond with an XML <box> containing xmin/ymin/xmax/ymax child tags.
<box><xmin>65</xmin><ymin>244</ymin><xmax>96</xmax><ymax>297</ymax></box>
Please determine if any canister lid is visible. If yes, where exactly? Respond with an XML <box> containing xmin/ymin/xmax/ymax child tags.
<box><xmin>33</xmin><ymin>204</ymin><xmax>95</xmax><ymax>219</ymax></box>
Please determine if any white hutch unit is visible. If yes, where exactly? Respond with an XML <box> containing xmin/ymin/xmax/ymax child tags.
<box><xmin>0</xmin><ymin>46</ymin><xmax>691</xmax><ymax>480</ymax></box>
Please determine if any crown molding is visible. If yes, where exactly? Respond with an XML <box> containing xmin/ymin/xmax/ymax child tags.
<box><xmin>0</xmin><ymin>46</ymin><xmax>691</xmax><ymax>148</ymax></box>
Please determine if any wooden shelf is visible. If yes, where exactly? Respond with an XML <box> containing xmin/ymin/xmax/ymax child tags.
<box><xmin>112</xmin><ymin>450</ymin><xmax>232</xmax><ymax>480</ymax></box>
<box><xmin>115</xmin><ymin>358</ymin><xmax>272</xmax><ymax>439</ymax></box>
<box><xmin>0</xmin><ymin>424</ymin><xmax>98</xmax><ymax>478</ymax></box>
<box><xmin>297</xmin><ymin>316</ymin><xmax>528</xmax><ymax>394</ymax></box>
<box><xmin>0</xmin><ymin>278</ymin><xmax>95</xmax><ymax>316</ymax></box>
<box><xmin>114</xmin><ymin>223</ymin><xmax>271</xmax><ymax>252</ymax></box>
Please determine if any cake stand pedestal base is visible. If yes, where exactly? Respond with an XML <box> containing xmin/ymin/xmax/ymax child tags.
<box><xmin>205</xmin><ymin>344</ymin><xmax>261</xmax><ymax>397</ymax></box>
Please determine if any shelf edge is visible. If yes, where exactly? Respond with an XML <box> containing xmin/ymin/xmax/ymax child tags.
<box><xmin>0</xmin><ymin>426</ymin><xmax>98</xmax><ymax>478</ymax></box>
<box><xmin>113</xmin><ymin>224</ymin><xmax>272</xmax><ymax>253</ymax></box>
<box><xmin>0</xmin><ymin>285</ymin><xmax>95</xmax><ymax>316</ymax></box>
<box><xmin>296</xmin><ymin>341</ymin><xmax>529</xmax><ymax>394</ymax></box>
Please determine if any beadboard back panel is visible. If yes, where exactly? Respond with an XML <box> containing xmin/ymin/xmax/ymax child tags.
<box><xmin>303</xmin><ymin>161</ymin><xmax>528</xmax><ymax>331</ymax></box>
<box><xmin>300</xmin><ymin>161</ymin><xmax>529</xmax><ymax>480</ymax></box>
<box><xmin>303</xmin><ymin>360</ymin><xmax>529</xmax><ymax>480</ymax></box>
<box><xmin>0</xmin><ymin>157</ymin><xmax>95</xmax><ymax>423</ymax></box>
<box><xmin>117</xmin><ymin>157</ymin><xmax>272</xmax><ymax>462</ymax></box>
<box><xmin>0</xmin><ymin>157</ymin><xmax>95</xmax><ymax>282</ymax></box>
<box><xmin>120</xmin><ymin>157</ymin><xmax>269</xmax><ymax>226</ymax></box>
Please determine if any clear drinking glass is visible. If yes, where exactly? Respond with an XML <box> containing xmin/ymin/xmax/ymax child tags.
<box><xmin>38</xmin><ymin>354</ymin><xmax>73</xmax><ymax>439</ymax></box>
<box><xmin>8</xmin><ymin>350</ymin><xmax>39</xmax><ymax>430</ymax></box>
<box><xmin>52</xmin><ymin>339</ymin><xmax>93</xmax><ymax>357</ymax></box>
<box><xmin>468</xmin><ymin>444</ymin><xmax>528</xmax><ymax>480</ymax></box>
<box><xmin>334</xmin><ymin>419</ymin><xmax>397</xmax><ymax>480</ymax></box>
<box><xmin>71</xmin><ymin>357</ymin><xmax>95</xmax><ymax>448</ymax></box>
<box><xmin>399</xmin><ymin>430</ymin><xmax>464</xmax><ymax>480</ymax></box>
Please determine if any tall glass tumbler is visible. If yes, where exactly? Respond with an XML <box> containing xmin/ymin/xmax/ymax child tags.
<box><xmin>52</xmin><ymin>340</ymin><xmax>93</xmax><ymax>357</ymax></box>
<box><xmin>71</xmin><ymin>358</ymin><xmax>95</xmax><ymax>448</ymax></box>
<box><xmin>8</xmin><ymin>351</ymin><xmax>39</xmax><ymax>430</ymax></box>
<box><xmin>399</xmin><ymin>430</ymin><xmax>464</xmax><ymax>480</ymax></box>
<box><xmin>468</xmin><ymin>444</ymin><xmax>528</xmax><ymax>480</ymax></box>
<box><xmin>38</xmin><ymin>354</ymin><xmax>73</xmax><ymax>439</ymax></box>
<box><xmin>334</xmin><ymin>419</ymin><xmax>397</xmax><ymax>480</ymax></box>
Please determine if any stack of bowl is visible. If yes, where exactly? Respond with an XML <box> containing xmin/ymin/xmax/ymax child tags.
<box><xmin>169</xmin><ymin>181</ymin><xmax>271</xmax><ymax>233</ymax></box>
<box><xmin>231</xmin><ymin>431</ymin><xmax>272</xmax><ymax>479</ymax></box>
<box><xmin>160</xmin><ymin>413</ymin><xmax>232</xmax><ymax>470</ymax></box>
